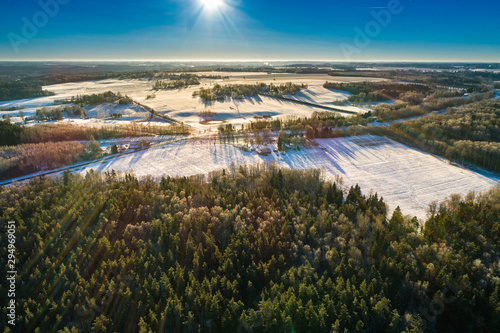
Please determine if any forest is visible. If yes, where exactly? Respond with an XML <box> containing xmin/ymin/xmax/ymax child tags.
<box><xmin>69</xmin><ymin>91</ymin><xmax>134</xmax><ymax>106</ymax></box>
<box><xmin>0</xmin><ymin>123</ymin><xmax>189</xmax><ymax>147</ymax></box>
<box><xmin>0</xmin><ymin>165</ymin><xmax>498</xmax><ymax>332</ymax></box>
<box><xmin>323</xmin><ymin>81</ymin><xmax>432</xmax><ymax>104</ymax></box>
<box><xmin>373</xmin><ymin>90</ymin><xmax>494</xmax><ymax>122</ymax></box>
<box><xmin>193</xmin><ymin>83</ymin><xmax>307</xmax><ymax>101</ymax></box>
<box><xmin>153</xmin><ymin>75</ymin><xmax>201</xmax><ymax>90</ymax></box>
<box><xmin>327</xmin><ymin>68</ymin><xmax>499</xmax><ymax>92</ymax></box>
<box><xmin>0</xmin><ymin>81</ymin><xmax>55</xmax><ymax>102</ymax></box>
<box><xmin>0</xmin><ymin>140</ymin><xmax>98</xmax><ymax>178</ymax></box>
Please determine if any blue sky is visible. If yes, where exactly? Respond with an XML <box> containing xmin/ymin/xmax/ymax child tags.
<box><xmin>1</xmin><ymin>0</ymin><xmax>499</xmax><ymax>61</ymax></box>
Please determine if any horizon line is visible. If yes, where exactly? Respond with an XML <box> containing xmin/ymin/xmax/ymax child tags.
<box><xmin>0</xmin><ymin>59</ymin><xmax>499</xmax><ymax>64</ymax></box>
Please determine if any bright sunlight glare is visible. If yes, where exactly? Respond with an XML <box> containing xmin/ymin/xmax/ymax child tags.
<box><xmin>200</xmin><ymin>0</ymin><xmax>224</xmax><ymax>11</ymax></box>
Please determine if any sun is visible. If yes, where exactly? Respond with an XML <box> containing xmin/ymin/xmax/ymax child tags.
<box><xmin>200</xmin><ymin>0</ymin><xmax>224</xmax><ymax>11</ymax></box>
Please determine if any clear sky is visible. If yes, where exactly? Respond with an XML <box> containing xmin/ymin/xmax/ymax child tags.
<box><xmin>1</xmin><ymin>0</ymin><xmax>499</xmax><ymax>62</ymax></box>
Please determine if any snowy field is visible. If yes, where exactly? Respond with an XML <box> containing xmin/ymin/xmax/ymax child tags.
<box><xmin>0</xmin><ymin>79</ymin><xmax>152</xmax><ymax>109</ymax></box>
<box><xmin>141</xmin><ymin>74</ymin><xmax>384</xmax><ymax>130</ymax></box>
<box><xmin>282</xmin><ymin>86</ymin><xmax>376</xmax><ymax>114</ymax></box>
<box><xmin>1</xmin><ymin>74</ymin><xmax>385</xmax><ymax>129</ymax></box>
<box><xmin>8</xmin><ymin>105</ymin><xmax>171</xmax><ymax>128</ymax></box>
<box><xmin>80</xmin><ymin>135</ymin><xmax>499</xmax><ymax>221</ymax></box>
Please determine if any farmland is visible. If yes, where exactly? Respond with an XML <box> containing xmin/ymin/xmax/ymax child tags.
<box><xmin>0</xmin><ymin>74</ymin><xmax>381</xmax><ymax>130</ymax></box>
<box><xmin>77</xmin><ymin>135</ymin><xmax>498</xmax><ymax>220</ymax></box>
<box><xmin>1</xmin><ymin>70</ymin><xmax>499</xmax><ymax>222</ymax></box>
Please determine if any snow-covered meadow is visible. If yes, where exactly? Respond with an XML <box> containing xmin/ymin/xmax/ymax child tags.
<box><xmin>80</xmin><ymin>135</ymin><xmax>499</xmax><ymax>221</ymax></box>
<box><xmin>1</xmin><ymin>74</ymin><xmax>385</xmax><ymax>128</ymax></box>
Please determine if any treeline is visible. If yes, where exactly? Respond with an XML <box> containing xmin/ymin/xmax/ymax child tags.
<box><xmin>324</xmin><ymin>81</ymin><xmax>432</xmax><ymax>104</ymax></box>
<box><xmin>153</xmin><ymin>76</ymin><xmax>201</xmax><ymax>90</ymax></box>
<box><xmin>153</xmin><ymin>79</ymin><xmax>199</xmax><ymax>90</ymax></box>
<box><xmin>214</xmin><ymin>111</ymin><xmax>370</xmax><ymax>151</ymax></box>
<box><xmin>1</xmin><ymin>68</ymin><xmax>228</xmax><ymax>87</ymax></box>
<box><xmin>69</xmin><ymin>91</ymin><xmax>134</xmax><ymax>106</ymax></box>
<box><xmin>423</xmin><ymin>75</ymin><xmax>493</xmax><ymax>92</ymax></box>
<box><xmin>153</xmin><ymin>73</ymin><xmax>224</xmax><ymax>80</ymax></box>
<box><xmin>25</xmin><ymin>105</ymin><xmax>86</xmax><ymax>122</ymax></box>
<box><xmin>0</xmin><ymin>166</ymin><xmax>498</xmax><ymax>332</ymax></box>
<box><xmin>328</xmin><ymin>69</ymin><xmax>496</xmax><ymax>92</ymax></box>
<box><xmin>38</xmin><ymin>71</ymin><xmax>159</xmax><ymax>85</ymax></box>
<box><xmin>0</xmin><ymin>105</ymin><xmax>26</xmax><ymax>112</ymax></box>
<box><xmin>193</xmin><ymin>82</ymin><xmax>308</xmax><ymax>101</ymax></box>
<box><xmin>43</xmin><ymin>72</ymin><xmax>227</xmax><ymax>85</ymax></box>
<box><xmin>219</xmin><ymin>126</ymin><xmax>307</xmax><ymax>151</ymax></box>
<box><xmin>0</xmin><ymin>81</ymin><xmax>55</xmax><ymax>102</ymax></box>
<box><xmin>0</xmin><ymin>122</ymin><xmax>190</xmax><ymax>147</ymax></box>
<box><xmin>242</xmin><ymin>111</ymin><xmax>369</xmax><ymax>134</ymax></box>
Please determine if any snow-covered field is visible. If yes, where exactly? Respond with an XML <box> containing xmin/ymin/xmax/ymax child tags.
<box><xmin>1</xmin><ymin>74</ymin><xmax>385</xmax><ymax>129</ymax></box>
<box><xmin>283</xmin><ymin>87</ymin><xmax>347</xmax><ymax>104</ymax></box>
<box><xmin>136</xmin><ymin>74</ymin><xmax>385</xmax><ymax>130</ymax></box>
<box><xmin>80</xmin><ymin>135</ymin><xmax>498</xmax><ymax>221</ymax></box>
<box><xmin>1</xmin><ymin>97</ymin><xmax>169</xmax><ymax>127</ymax></box>
<box><xmin>0</xmin><ymin>79</ymin><xmax>152</xmax><ymax>109</ymax></box>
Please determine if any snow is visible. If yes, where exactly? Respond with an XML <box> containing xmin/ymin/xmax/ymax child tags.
<box><xmin>80</xmin><ymin>135</ymin><xmax>499</xmax><ymax>221</ymax></box>
<box><xmin>160</xmin><ymin>94</ymin><xmax>352</xmax><ymax>131</ymax></box>
<box><xmin>80</xmin><ymin>139</ymin><xmax>261</xmax><ymax>179</ymax></box>
<box><xmin>281</xmin><ymin>86</ymin><xmax>376</xmax><ymax>114</ymax></box>
<box><xmin>283</xmin><ymin>86</ymin><xmax>350</xmax><ymax>105</ymax></box>
<box><xmin>280</xmin><ymin>81</ymin><xmax>395</xmax><ymax>114</ymax></box>
<box><xmin>0</xmin><ymin>75</ymin><xmax>385</xmax><ymax>129</ymax></box>
<box><xmin>0</xmin><ymin>79</ymin><xmax>152</xmax><ymax>109</ymax></box>
<box><xmin>0</xmin><ymin>101</ymin><xmax>173</xmax><ymax>128</ymax></box>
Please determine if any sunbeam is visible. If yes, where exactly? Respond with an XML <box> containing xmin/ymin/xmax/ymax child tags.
<box><xmin>200</xmin><ymin>0</ymin><xmax>224</xmax><ymax>12</ymax></box>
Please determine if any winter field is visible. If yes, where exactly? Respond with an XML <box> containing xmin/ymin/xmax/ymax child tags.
<box><xmin>1</xmin><ymin>74</ymin><xmax>385</xmax><ymax>129</ymax></box>
<box><xmin>79</xmin><ymin>135</ymin><xmax>499</xmax><ymax>221</ymax></box>
<box><xmin>2</xmin><ymin>74</ymin><xmax>497</xmax><ymax>220</ymax></box>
